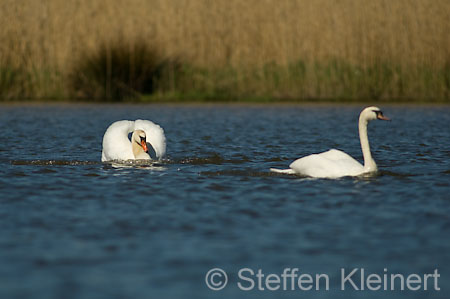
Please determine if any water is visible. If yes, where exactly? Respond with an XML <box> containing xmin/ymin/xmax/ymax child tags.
<box><xmin>0</xmin><ymin>104</ymin><xmax>449</xmax><ymax>299</ymax></box>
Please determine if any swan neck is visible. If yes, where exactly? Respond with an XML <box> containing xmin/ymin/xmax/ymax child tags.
<box><xmin>131</xmin><ymin>131</ymin><xmax>141</xmax><ymax>158</ymax></box>
<box><xmin>359</xmin><ymin>116</ymin><xmax>377</xmax><ymax>172</ymax></box>
<box><xmin>131</xmin><ymin>131</ymin><xmax>151</xmax><ymax>160</ymax></box>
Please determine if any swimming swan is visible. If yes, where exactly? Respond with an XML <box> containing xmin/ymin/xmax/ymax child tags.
<box><xmin>270</xmin><ymin>106</ymin><xmax>389</xmax><ymax>178</ymax></box>
<box><xmin>101</xmin><ymin>119</ymin><xmax>166</xmax><ymax>162</ymax></box>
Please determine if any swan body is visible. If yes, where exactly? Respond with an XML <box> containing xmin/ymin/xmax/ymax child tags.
<box><xmin>101</xmin><ymin>119</ymin><xmax>166</xmax><ymax>162</ymax></box>
<box><xmin>270</xmin><ymin>106</ymin><xmax>389</xmax><ymax>178</ymax></box>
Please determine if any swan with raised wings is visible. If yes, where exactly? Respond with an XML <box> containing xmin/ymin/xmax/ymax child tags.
<box><xmin>270</xmin><ymin>106</ymin><xmax>389</xmax><ymax>178</ymax></box>
<box><xmin>101</xmin><ymin>119</ymin><xmax>166</xmax><ymax>162</ymax></box>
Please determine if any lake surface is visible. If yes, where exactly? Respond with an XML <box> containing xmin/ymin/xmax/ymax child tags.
<box><xmin>0</xmin><ymin>104</ymin><xmax>449</xmax><ymax>299</ymax></box>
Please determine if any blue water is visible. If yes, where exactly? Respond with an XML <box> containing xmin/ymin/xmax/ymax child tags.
<box><xmin>0</xmin><ymin>104</ymin><xmax>449</xmax><ymax>299</ymax></box>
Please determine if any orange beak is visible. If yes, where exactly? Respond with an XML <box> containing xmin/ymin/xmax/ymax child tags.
<box><xmin>141</xmin><ymin>140</ymin><xmax>148</xmax><ymax>152</ymax></box>
<box><xmin>377</xmin><ymin>114</ymin><xmax>390</xmax><ymax>121</ymax></box>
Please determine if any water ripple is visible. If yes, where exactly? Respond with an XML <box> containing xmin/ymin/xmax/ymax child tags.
<box><xmin>0</xmin><ymin>104</ymin><xmax>449</xmax><ymax>299</ymax></box>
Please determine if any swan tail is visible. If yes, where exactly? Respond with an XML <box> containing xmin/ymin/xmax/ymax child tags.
<box><xmin>270</xmin><ymin>168</ymin><xmax>296</xmax><ymax>174</ymax></box>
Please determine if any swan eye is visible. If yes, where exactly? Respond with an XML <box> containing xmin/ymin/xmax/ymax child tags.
<box><xmin>140</xmin><ymin>136</ymin><xmax>146</xmax><ymax>142</ymax></box>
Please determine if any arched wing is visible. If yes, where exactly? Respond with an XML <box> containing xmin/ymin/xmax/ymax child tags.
<box><xmin>101</xmin><ymin>120</ymin><xmax>134</xmax><ymax>161</ymax></box>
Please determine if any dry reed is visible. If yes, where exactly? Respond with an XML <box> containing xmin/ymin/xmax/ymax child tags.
<box><xmin>0</xmin><ymin>0</ymin><xmax>449</xmax><ymax>101</ymax></box>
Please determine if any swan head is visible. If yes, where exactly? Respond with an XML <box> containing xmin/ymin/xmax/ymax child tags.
<box><xmin>360</xmin><ymin>106</ymin><xmax>390</xmax><ymax>122</ymax></box>
<box><xmin>132</xmin><ymin>129</ymin><xmax>148</xmax><ymax>153</ymax></box>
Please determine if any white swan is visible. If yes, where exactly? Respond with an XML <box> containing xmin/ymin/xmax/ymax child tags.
<box><xmin>270</xmin><ymin>106</ymin><xmax>389</xmax><ymax>178</ymax></box>
<box><xmin>101</xmin><ymin>119</ymin><xmax>166</xmax><ymax>162</ymax></box>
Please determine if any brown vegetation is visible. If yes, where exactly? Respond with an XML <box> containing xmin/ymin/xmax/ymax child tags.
<box><xmin>0</xmin><ymin>0</ymin><xmax>449</xmax><ymax>101</ymax></box>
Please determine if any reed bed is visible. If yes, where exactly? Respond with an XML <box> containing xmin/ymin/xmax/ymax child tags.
<box><xmin>0</xmin><ymin>0</ymin><xmax>448</xmax><ymax>101</ymax></box>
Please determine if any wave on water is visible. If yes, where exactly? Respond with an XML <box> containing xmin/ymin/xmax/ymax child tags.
<box><xmin>7</xmin><ymin>159</ymin><xmax>429</xmax><ymax>180</ymax></box>
<box><xmin>10</xmin><ymin>159</ymin><xmax>166</xmax><ymax>169</ymax></box>
<box><xmin>11</xmin><ymin>160</ymin><xmax>100</xmax><ymax>166</ymax></box>
<box><xmin>200</xmin><ymin>169</ymin><xmax>281</xmax><ymax>177</ymax></box>
<box><xmin>105</xmin><ymin>159</ymin><xmax>166</xmax><ymax>169</ymax></box>
<box><xmin>8</xmin><ymin>153</ymin><xmax>249</xmax><ymax>168</ymax></box>
<box><xmin>177</xmin><ymin>153</ymin><xmax>250</xmax><ymax>165</ymax></box>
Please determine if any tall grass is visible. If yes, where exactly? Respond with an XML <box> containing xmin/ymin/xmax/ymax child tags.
<box><xmin>0</xmin><ymin>0</ymin><xmax>448</xmax><ymax>101</ymax></box>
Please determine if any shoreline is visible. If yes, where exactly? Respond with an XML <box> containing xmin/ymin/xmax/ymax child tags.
<box><xmin>1</xmin><ymin>100</ymin><xmax>449</xmax><ymax>107</ymax></box>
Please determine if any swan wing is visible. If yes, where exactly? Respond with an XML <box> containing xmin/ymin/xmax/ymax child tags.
<box><xmin>289</xmin><ymin>149</ymin><xmax>364</xmax><ymax>178</ymax></box>
<box><xmin>134</xmin><ymin>119</ymin><xmax>166</xmax><ymax>160</ymax></box>
<box><xmin>318</xmin><ymin>149</ymin><xmax>359</xmax><ymax>163</ymax></box>
<box><xmin>101</xmin><ymin>120</ymin><xmax>135</xmax><ymax>162</ymax></box>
